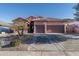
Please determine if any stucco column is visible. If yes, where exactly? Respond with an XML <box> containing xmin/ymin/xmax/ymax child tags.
<box><xmin>64</xmin><ymin>24</ymin><xmax>67</xmax><ymax>33</ymax></box>
<box><xmin>34</xmin><ymin>23</ymin><xmax>36</xmax><ymax>33</ymax></box>
<box><xmin>45</xmin><ymin>22</ymin><xmax>47</xmax><ymax>33</ymax></box>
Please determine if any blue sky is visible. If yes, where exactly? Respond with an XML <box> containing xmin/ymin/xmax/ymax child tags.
<box><xmin>0</xmin><ymin>3</ymin><xmax>76</xmax><ymax>23</ymax></box>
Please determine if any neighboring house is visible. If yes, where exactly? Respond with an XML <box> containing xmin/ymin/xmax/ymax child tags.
<box><xmin>67</xmin><ymin>22</ymin><xmax>79</xmax><ymax>33</ymax></box>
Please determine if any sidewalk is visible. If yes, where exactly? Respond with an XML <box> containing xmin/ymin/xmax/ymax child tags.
<box><xmin>0</xmin><ymin>51</ymin><xmax>65</xmax><ymax>56</ymax></box>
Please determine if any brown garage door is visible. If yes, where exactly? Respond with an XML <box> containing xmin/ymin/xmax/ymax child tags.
<box><xmin>36</xmin><ymin>25</ymin><xmax>45</xmax><ymax>33</ymax></box>
<box><xmin>47</xmin><ymin>25</ymin><xmax>64</xmax><ymax>33</ymax></box>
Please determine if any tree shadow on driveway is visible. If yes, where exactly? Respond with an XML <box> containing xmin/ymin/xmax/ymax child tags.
<box><xmin>23</xmin><ymin>35</ymin><xmax>67</xmax><ymax>44</ymax></box>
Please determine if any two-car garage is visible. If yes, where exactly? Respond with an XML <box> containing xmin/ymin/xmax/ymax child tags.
<box><xmin>34</xmin><ymin>20</ymin><xmax>66</xmax><ymax>33</ymax></box>
<box><xmin>35</xmin><ymin>24</ymin><xmax>64</xmax><ymax>33</ymax></box>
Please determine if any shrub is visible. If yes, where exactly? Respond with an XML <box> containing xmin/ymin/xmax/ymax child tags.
<box><xmin>10</xmin><ymin>39</ymin><xmax>21</xmax><ymax>47</ymax></box>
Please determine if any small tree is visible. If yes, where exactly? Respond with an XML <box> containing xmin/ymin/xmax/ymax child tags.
<box><xmin>12</xmin><ymin>17</ymin><xmax>29</xmax><ymax>37</ymax></box>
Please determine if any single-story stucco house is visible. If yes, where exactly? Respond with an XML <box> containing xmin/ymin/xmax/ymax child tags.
<box><xmin>12</xmin><ymin>16</ymin><xmax>79</xmax><ymax>34</ymax></box>
<box><xmin>27</xmin><ymin>16</ymin><xmax>79</xmax><ymax>34</ymax></box>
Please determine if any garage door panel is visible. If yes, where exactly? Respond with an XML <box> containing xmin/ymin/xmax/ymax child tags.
<box><xmin>47</xmin><ymin>25</ymin><xmax>64</xmax><ymax>33</ymax></box>
<box><xmin>36</xmin><ymin>25</ymin><xmax>45</xmax><ymax>33</ymax></box>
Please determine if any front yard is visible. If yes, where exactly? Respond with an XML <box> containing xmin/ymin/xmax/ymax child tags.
<box><xmin>0</xmin><ymin>33</ymin><xmax>79</xmax><ymax>55</ymax></box>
